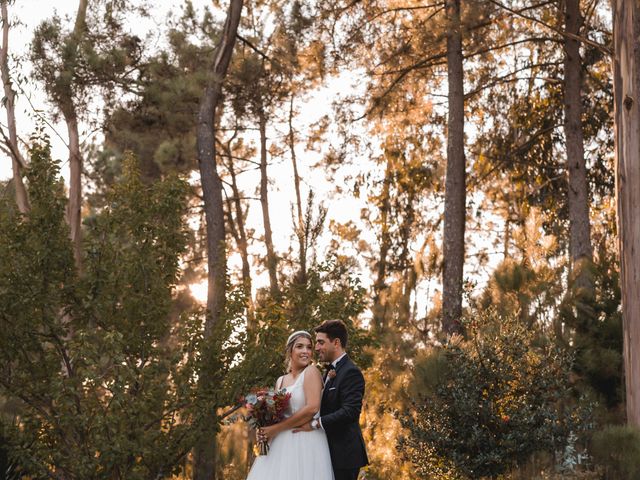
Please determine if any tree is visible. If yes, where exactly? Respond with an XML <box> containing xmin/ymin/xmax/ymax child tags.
<box><xmin>32</xmin><ymin>0</ymin><xmax>88</xmax><ymax>270</ymax></box>
<box><xmin>0</xmin><ymin>0</ymin><xmax>29</xmax><ymax>214</ymax></box>
<box><xmin>227</xmin><ymin>0</ymin><xmax>319</xmax><ymax>298</ymax></box>
<box><xmin>0</xmin><ymin>139</ymin><xmax>234</xmax><ymax>480</ymax></box>
<box><xmin>563</xmin><ymin>0</ymin><xmax>594</xmax><ymax>306</ymax></box>
<box><xmin>31</xmin><ymin>0</ymin><xmax>144</xmax><ymax>270</ymax></box>
<box><xmin>612</xmin><ymin>0</ymin><xmax>640</xmax><ymax>428</ymax></box>
<box><xmin>442</xmin><ymin>0</ymin><xmax>466</xmax><ymax>336</ymax></box>
<box><xmin>399</xmin><ymin>310</ymin><xmax>587</xmax><ymax>479</ymax></box>
<box><xmin>193</xmin><ymin>0</ymin><xmax>244</xmax><ymax>478</ymax></box>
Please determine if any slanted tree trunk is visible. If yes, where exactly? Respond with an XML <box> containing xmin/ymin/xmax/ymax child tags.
<box><xmin>612</xmin><ymin>0</ymin><xmax>640</xmax><ymax>428</ymax></box>
<box><xmin>193</xmin><ymin>0</ymin><xmax>244</xmax><ymax>478</ymax></box>
<box><xmin>442</xmin><ymin>0</ymin><xmax>466</xmax><ymax>337</ymax></box>
<box><xmin>0</xmin><ymin>0</ymin><xmax>29</xmax><ymax>214</ymax></box>
<box><xmin>258</xmin><ymin>106</ymin><xmax>280</xmax><ymax>298</ymax></box>
<box><xmin>564</xmin><ymin>0</ymin><xmax>594</xmax><ymax>314</ymax></box>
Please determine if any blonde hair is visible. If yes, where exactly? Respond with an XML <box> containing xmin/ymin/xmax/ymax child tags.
<box><xmin>284</xmin><ymin>331</ymin><xmax>312</xmax><ymax>372</ymax></box>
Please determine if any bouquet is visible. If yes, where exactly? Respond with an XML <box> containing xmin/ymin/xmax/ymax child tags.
<box><xmin>243</xmin><ymin>388</ymin><xmax>291</xmax><ymax>455</ymax></box>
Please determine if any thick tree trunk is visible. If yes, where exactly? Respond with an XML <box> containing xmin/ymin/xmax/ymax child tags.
<box><xmin>442</xmin><ymin>0</ymin><xmax>466</xmax><ymax>337</ymax></box>
<box><xmin>564</xmin><ymin>0</ymin><xmax>594</xmax><ymax>311</ymax></box>
<box><xmin>193</xmin><ymin>0</ymin><xmax>244</xmax><ymax>478</ymax></box>
<box><xmin>612</xmin><ymin>0</ymin><xmax>640</xmax><ymax>428</ymax></box>
<box><xmin>0</xmin><ymin>0</ymin><xmax>29</xmax><ymax>214</ymax></box>
<box><xmin>258</xmin><ymin>107</ymin><xmax>280</xmax><ymax>298</ymax></box>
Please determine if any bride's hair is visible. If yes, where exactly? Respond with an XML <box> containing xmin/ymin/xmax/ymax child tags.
<box><xmin>285</xmin><ymin>330</ymin><xmax>312</xmax><ymax>372</ymax></box>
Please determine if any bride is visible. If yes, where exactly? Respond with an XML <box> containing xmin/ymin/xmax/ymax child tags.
<box><xmin>246</xmin><ymin>330</ymin><xmax>334</xmax><ymax>480</ymax></box>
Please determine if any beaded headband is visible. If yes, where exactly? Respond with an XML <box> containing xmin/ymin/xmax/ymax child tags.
<box><xmin>286</xmin><ymin>330</ymin><xmax>311</xmax><ymax>347</ymax></box>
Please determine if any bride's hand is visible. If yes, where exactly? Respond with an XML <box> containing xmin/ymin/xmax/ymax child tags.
<box><xmin>292</xmin><ymin>421</ymin><xmax>313</xmax><ymax>433</ymax></box>
<box><xmin>259</xmin><ymin>425</ymin><xmax>280</xmax><ymax>442</ymax></box>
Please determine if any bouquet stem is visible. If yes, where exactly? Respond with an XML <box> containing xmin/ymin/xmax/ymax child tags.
<box><xmin>257</xmin><ymin>439</ymin><xmax>269</xmax><ymax>456</ymax></box>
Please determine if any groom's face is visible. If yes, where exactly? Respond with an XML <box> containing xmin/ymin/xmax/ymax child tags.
<box><xmin>315</xmin><ymin>332</ymin><xmax>337</xmax><ymax>363</ymax></box>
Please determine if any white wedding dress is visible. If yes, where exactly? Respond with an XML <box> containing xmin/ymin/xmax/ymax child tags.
<box><xmin>246</xmin><ymin>366</ymin><xmax>334</xmax><ymax>480</ymax></box>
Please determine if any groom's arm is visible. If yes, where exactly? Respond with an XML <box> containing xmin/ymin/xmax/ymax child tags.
<box><xmin>320</xmin><ymin>368</ymin><xmax>365</xmax><ymax>433</ymax></box>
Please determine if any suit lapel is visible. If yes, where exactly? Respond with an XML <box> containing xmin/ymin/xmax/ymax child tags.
<box><xmin>322</xmin><ymin>355</ymin><xmax>349</xmax><ymax>400</ymax></box>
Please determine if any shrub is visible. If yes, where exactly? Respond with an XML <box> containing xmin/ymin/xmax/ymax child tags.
<box><xmin>399</xmin><ymin>309</ymin><xmax>590</xmax><ymax>479</ymax></box>
<box><xmin>0</xmin><ymin>141</ymin><xmax>244</xmax><ymax>479</ymax></box>
<box><xmin>591</xmin><ymin>425</ymin><xmax>640</xmax><ymax>480</ymax></box>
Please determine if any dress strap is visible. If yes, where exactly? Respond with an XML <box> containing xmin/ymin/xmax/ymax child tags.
<box><xmin>276</xmin><ymin>375</ymin><xmax>284</xmax><ymax>390</ymax></box>
<box><xmin>295</xmin><ymin>366</ymin><xmax>308</xmax><ymax>385</ymax></box>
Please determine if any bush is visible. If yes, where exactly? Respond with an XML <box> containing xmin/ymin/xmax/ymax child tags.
<box><xmin>399</xmin><ymin>309</ymin><xmax>590</xmax><ymax>479</ymax></box>
<box><xmin>591</xmin><ymin>425</ymin><xmax>640</xmax><ymax>479</ymax></box>
<box><xmin>0</xmin><ymin>141</ymin><xmax>245</xmax><ymax>479</ymax></box>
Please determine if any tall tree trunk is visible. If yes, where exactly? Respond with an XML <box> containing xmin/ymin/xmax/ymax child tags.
<box><xmin>0</xmin><ymin>0</ymin><xmax>29</xmax><ymax>214</ymax></box>
<box><xmin>258</xmin><ymin>107</ymin><xmax>280</xmax><ymax>298</ymax></box>
<box><xmin>65</xmin><ymin>111</ymin><xmax>83</xmax><ymax>270</ymax></box>
<box><xmin>442</xmin><ymin>0</ymin><xmax>466</xmax><ymax>337</ymax></box>
<box><xmin>612</xmin><ymin>0</ymin><xmax>640</xmax><ymax>428</ymax></box>
<box><xmin>193</xmin><ymin>0</ymin><xmax>244</xmax><ymax>478</ymax></box>
<box><xmin>372</xmin><ymin>156</ymin><xmax>393</xmax><ymax>334</ymax></box>
<box><xmin>222</xmin><ymin>142</ymin><xmax>253</xmax><ymax>318</ymax></box>
<box><xmin>59</xmin><ymin>0</ymin><xmax>88</xmax><ymax>271</ymax></box>
<box><xmin>289</xmin><ymin>95</ymin><xmax>307</xmax><ymax>284</ymax></box>
<box><xmin>564</xmin><ymin>0</ymin><xmax>594</xmax><ymax>316</ymax></box>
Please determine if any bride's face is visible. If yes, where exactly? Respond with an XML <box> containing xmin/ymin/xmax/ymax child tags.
<box><xmin>290</xmin><ymin>336</ymin><xmax>313</xmax><ymax>369</ymax></box>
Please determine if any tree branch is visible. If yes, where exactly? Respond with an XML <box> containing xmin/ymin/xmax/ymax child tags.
<box><xmin>236</xmin><ymin>33</ymin><xmax>273</xmax><ymax>63</ymax></box>
<box><xmin>486</xmin><ymin>0</ymin><xmax>612</xmax><ymax>56</ymax></box>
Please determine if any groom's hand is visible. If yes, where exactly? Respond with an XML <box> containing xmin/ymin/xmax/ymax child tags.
<box><xmin>292</xmin><ymin>421</ymin><xmax>313</xmax><ymax>433</ymax></box>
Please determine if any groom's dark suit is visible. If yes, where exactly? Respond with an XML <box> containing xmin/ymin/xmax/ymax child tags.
<box><xmin>320</xmin><ymin>355</ymin><xmax>369</xmax><ymax>480</ymax></box>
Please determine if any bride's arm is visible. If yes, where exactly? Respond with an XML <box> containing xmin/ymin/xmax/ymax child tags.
<box><xmin>260</xmin><ymin>366</ymin><xmax>322</xmax><ymax>440</ymax></box>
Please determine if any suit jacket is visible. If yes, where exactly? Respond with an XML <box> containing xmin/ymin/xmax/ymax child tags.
<box><xmin>320</xmin><ymin>355</ymin><xmax>369</xmax><ymax>470</ymax></box>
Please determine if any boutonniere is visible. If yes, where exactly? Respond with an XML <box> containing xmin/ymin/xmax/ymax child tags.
<box><xmin>324</xmin><ymin>363</ymin><xmax>336</xmax><ymax>380</ymax></box>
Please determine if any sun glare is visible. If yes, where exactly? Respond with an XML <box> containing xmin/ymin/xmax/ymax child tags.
<box><xmin>189</xmin><ymin>281</ymin><xmax>208</xmax><ymax>305</ymax></box>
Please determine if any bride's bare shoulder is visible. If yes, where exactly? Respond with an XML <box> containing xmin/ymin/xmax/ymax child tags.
<box><xmin>304</xmin><ymin>364</ymin><xmax>323</xmax><ymax>380</ymax></box>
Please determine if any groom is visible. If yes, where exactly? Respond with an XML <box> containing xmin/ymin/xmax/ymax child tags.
<box><xmin>296</xmin><ymin>319</ymin><xmax>369</xmax><ymax>480</ymax></box>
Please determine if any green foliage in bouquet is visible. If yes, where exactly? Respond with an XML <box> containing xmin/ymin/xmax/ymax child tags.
<box><xmin>398</xmin><ymin>309</ymin><xmax>591</xmax><ymax>479</ymax></box>
<box><xmin>0</xmin><ymin>138</ymin><xmax>243</xmax><ymax>479</ymax></box>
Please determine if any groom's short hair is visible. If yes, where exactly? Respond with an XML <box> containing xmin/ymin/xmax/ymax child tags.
<box><xmin>315</xmin><ymin>319</ymin><xmax>348</xmax><ymax>349</ymax></box>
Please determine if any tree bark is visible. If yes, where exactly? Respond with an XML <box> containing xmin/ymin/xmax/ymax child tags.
<box><xmin>65</xmin><ymin>110</ymin><xmax>83</xmax><ymax>270</ymax></box>
<box><xmin>442</xmin><ymin>0</ymin><xmax>466</xmax><ymax>337</ymax></box>
<box><xmin>372</xmin><ymin>156</ymin><xmax>393</xmax><ymax>334</ymax></box>
<box><xmin>564</xmin><ymin>0</ymin><xmax>594</xmax><ymax>311</ymax></box>
<box><xmin>193</xmin><ymin>0</ymin><xmax>244</xmax><ymax>478</ymax></box>
<box><xmin>60</xmin><ymin>0</ymin><xmax>88</xmax><ymax>271</ymax></box>
<box><xmin>258</xmin><ymin>106</ymin><xmax>280</xmax><ymax>298</ymax></box>
<box><xmin>289</xmin><ymin>95</ymin><xmax>307</xmax><ymax>284</ymax></box>
<box><xmin>612</xmin><ymin>0</ymin><xmax>640</xmax><ymax>428</ymax></box>
<box><xmin>0</xmin><ymin>0</ymin><xmax>29</xmax><ymax>214</ymax></box>
<box><xmin>222</xmin><ymin>141</ymin><xmax>253</xmax><ymax>316</ymax></box>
